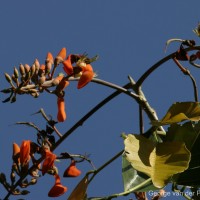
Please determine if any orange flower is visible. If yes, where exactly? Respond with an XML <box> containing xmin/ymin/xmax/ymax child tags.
<box><xmin>56</xmin><ymin>79</ymin><xmax>70</xmax><ymax>98</ymax></box>
<box><xmin>62</xmin><ymin>55</ymin><xmax>94</xmax><ymax>89</ymax></box>
<box><xmin>77</xmin><ymin>70</ymin><xmax>94</xmax><ymax>89</ymax></box>
<box><xmin>42</xmin><ymin>149</ymin><xmax>57</xmax><ymax>175</ymax></box>
<box><xmin>48</xmin><ymin>174</ymin><xmax>67</xmax><ymax>197</ymax></box>
<box><xmin>62</xmin><ymin>54</ymin><xmax>74</xmax><ymax>75</ymax></box>
<box><xmin>81</xmin><ymin>63</ymin><xmax>93</xmax><ymax>72</ymax></box>
<box><xmin>54</xmin><ymin>47</ymin><xmax>67</xmax><ymax>66</ymax></box>
<box><xmin>63</xmin><ymin>160</ymin><xmax>81</xmax><ymax>177</ymax></box>
<box><xmin>57</xmin><ymin>97</ymin><xmax>67</xmax><ymax>122</ymax></box>
<box><xmin>20</xmin><ymin>140</ymin><xmax>31</xmax><ymax>167</ymax></box>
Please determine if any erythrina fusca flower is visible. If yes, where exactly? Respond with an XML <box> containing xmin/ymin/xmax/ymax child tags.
<box><xmin>63</xmin><ymin>159</ymin><xmax>81</xmax><ymax>177</ymax></box>
<box><xmin>62</xmin><ymin>54</ymin><xmax>95</xmax><ymax>89</ymax></box>
<box><xmin>57</xmin><ymin>97</ymin><xmax>67</xmax><ymax>122</ymax></box>
<box><xmin>42</xmin><ymin>149</ymin><xmax>57</xmax><ymax>175</ymax></box>
<box><xmin>48</xmin><ymin>174</ymin><xmax>67</xmax><ymax>197</ymax></box>
<box><xmin>20</xmin><ymin>140</ymin><xmax>31</xmax><ymax>167</ymax></box>
<box><xmin>62</xmin><ymin>54</ymin><xmax>74</xmax><ymax>75</ymax></box>
<box><xmin>77</xmin><ymin>64</ymin><xmax>94</xmax><ymax>89</ymax></box>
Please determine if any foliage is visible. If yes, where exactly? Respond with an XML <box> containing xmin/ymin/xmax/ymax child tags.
<box><xmin>1</xmin><ymin>24</ymin><xmax>200</xmax><ymax>200</ymax></box>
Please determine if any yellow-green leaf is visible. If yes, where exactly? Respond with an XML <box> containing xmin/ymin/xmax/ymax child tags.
<box><xmin>151</xmin><ymin>102</ymin><xmax>200</xmax><ymax>126</ymax></box>
<box><xmin>68</xmin><ymin>175</ymin><xmax>88</xmax><ymax>200</ymax></box>
<box><xmin>124</xmin><ymin>134</ymin><xmax>190</xmax><ymax>188</ymax></box>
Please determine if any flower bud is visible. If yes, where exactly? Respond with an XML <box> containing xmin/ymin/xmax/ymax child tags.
<box><xmin>14</xmin><ymin>67</ymin><xmax>19</xmax><ymax>78</ymax></box>
<box><xmin>29</xmin><ymin>178</ymin><xmax>37</xmax><ymax>185</ymax></box>
<box><xmin>30</xmin><ymin>64</ymin><xmax>36</xmax><ymax>76</ymax></box>
<box><xmin>5</xmin><ymin>73</ymin><xmax>12</xmax><ymax>83</ymax></box>
<box><xmin>24</xmin><ymin>64</ymin><xmax>30</xmax><ymax>73</ymax></box>
<box><xmin>10</xmin><ymin>171</ymin><xmax>15</xmax><ymax>183</ymax></box>
<box><xmin>0</xmin><ymin>88</ymin><xmax>12</xmax><ymax>93</ymax></box>
<box><xmin>19</xmin><ymin>64</ymin><xmax>25</xmax><ymax>77</ymax></box>
<box><xmin>21</xmin><ymin>190</ymin><xmax>30</xmax><ymax>195</ymax></box>
<box><xmin>54</xmin><ymin>48</ymin><xmax>67</xmax><ymax>66</ymax></box>
<box><xmin>38</xmin><ymin>76</ymin><xmax>46</xmax><ymax>85</ymax></box>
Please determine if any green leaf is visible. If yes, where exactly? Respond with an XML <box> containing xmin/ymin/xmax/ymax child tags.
<box><xmin>166</xmin><ymin>122</ymin><xmax>200</xmax><ymax>186</ymax></box>
<box><xmin>124</xmin><ymin>134</ymin><xmax>190</xmax><ymax>188</ymax></box>
<box><xmin>122</xmin><ymin>154</ymin><xmax>158</xmax><ymax>191</ymax></box>
<box><xmin>68</xmin><ymin>175</ymin><xmax>88</xmax><ymax>200</ymax></box>
<box><xmin>165</xmin><ymin>122</ymin><xmax>199</xmax><ymax>151</ymax></box>
<box><xmin>151</xmin><ymin>102</ymin><xmax>200</xmax><ymax>126</ymax></box>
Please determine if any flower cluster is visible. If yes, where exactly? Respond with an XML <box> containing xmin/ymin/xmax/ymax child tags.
<box><xmin>2</xmin><ymin>48</ymin><xmax>98</xmax><ymax>123</ymax></box>
<box><xmin>12</xmin><ymin>140</ymin><xmax>82</xmax><ymax>197</ymax></box>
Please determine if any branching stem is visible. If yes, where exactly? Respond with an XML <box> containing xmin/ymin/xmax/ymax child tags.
<box><xmin>4</xmin><ymin>46</ymin><xmax>200</xmax><ymax>200</ymax></box>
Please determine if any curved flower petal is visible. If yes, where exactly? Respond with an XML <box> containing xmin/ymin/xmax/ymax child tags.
<box><xmin>77</xmin><ymin>70</ymin><xmax>94</xmax><ymax>89</ymax></box>
<box><xmin>62</xmin><ymin>55</ymin><xmax>73</xmax><ymax>75</ymax></box>
<box><xmin>20</xmin><ymin>140</ymin><xmax>31</xmax><ymax>167</ymax></box>
<box><xmin>48</xmin><ymin>174</ymin><xmax>67</xmax><ymax>197</ymax></box>
<box><xmin>42</xmin><ymin>150</ymin><xmax>57</xmax><ymax>175</ymax></box>
<box><xmin>82</xmin><ymin>64</ymin><xmax>93</xmax><ymax>72</ymax></box>
<box><xmin>57</xmin><ymin>97</ymin><xmax>67</xmax><ymax>122</ymax></box>
<box><xmin>63</xmin><ymin>160</ymin><xmax>81</xmax><ymax>177</ymax></box>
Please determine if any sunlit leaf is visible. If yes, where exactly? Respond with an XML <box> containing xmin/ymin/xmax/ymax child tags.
<box><xmin>124</xmin><ymin>134</ymin><xmax>190</xmax><ymax>188</ymax></box>
<box><xmin>151</xmin><ymin>102</ymin><xmax>200</xmax><ymax>126</ymax></box>
<box><xmin>68</xmin><ymin>175</ymin><xmax>88</xmax><ymax>200</ymax></box>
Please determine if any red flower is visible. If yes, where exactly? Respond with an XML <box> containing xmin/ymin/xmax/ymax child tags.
<box><xmin>42</xmin><ymin>149</ymin><xmax>57</xmax><ymax>175</ymax></box>
<box><xmin>57</xmin><ymin>97</ymin><xmax>67</xmax><ymax>122</ymax></box>
<box><xmin>62</xmin><ymin>55</ymin><xmax>94</xmax><ymax>89</ymax></box>
<box><xmin>48</xmin><ymin>174</ymin><xmax>67</xmax><ymax>197</ymax></box>
<box><xmin>20</xmin><ymin>140</ymin><xmax>31</xmax><ymax>167</ymax></box>
<box><xmin>62</xmin><ymin>54</ymin><xmax>73</xmax><ymax>75</ymax></box>
<box><xmin>77</xmin><ymin>68</ymin><xmax>94</xmax><ymax>89</ymax></box>
<box><xmin>63</xmin><ymin>159</ymin><xmax>81</xmax><ymax>177</ymax></box>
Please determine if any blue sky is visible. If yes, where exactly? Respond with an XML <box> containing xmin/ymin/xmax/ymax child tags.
<box><xmin>0</xmin><ymin>1</ymin><xmax>200</xmax><ymax>199</ymax></box>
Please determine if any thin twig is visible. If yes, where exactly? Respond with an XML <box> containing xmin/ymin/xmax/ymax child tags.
<box><xmin>5</xmin><ymin>47</ymin><xmax>200</xmax><ymax>199</ymax></box>
<box><xmin>52</xmin><ymin>81</ymin><xmax>133</xmax><ymax>150</ymax></box>
<box><xmin>187</xmin><ymin>72</ymin><xmax>198</xmax><ymax>102</ymax></box>
<box><xmin>128</xmin><ymin>75</ymin><xmax>144</xmax><ymax>134</ymax></box>
<box><xmin>39</xmin><ymin>108</ymin><xmax>63</xmax><ymax>138</ymax></box>
<box><xmin>136</xmin><ymin>46</ymin><xmax>200</xmax><ymax>87</ymax></box>
<box><xmin>173</xmin><ymin>58</ymin><xmax>198</xmax><ymax>102</ymax></box>
<box><xmin>4</xmin><ymin>83</ymin><xmax>131</xmax><ymax>200</ymax></box>
<box><xmin>88</xmin><ymin>149</ymin><xmax>124</xmax><ymax>184</ymax></box>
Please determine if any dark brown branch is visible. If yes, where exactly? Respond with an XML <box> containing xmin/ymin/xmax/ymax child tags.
<box><xmin>136</xmin><ymin>46</ymin><xmax>200</xmax><ymax>87</ymax></box>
